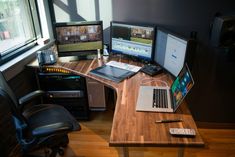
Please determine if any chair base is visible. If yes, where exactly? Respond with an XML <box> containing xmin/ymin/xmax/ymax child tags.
<box><xmin>23</xmin><ymin>134</ymin><xmax>69</xmax><ymax>157</ymax></box>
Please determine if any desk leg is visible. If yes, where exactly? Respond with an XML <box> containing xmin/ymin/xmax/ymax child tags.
<box><xmin>178</xmin><ymin>147</ymin><xmax>184</xmax><ymax>157</ymax></box>
<box><xmin>122</xmin><ymin>147</ymin><xmax>129</xmax><ymax>157</ymax></box>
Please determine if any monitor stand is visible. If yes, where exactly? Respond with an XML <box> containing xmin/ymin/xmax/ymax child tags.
<box><xmin>58</xmin><ymin>55</ymin><xmax>97</xmax><ymax>63</ymax></box>
<box><xmin>58</xmin><ymin>56</ymin><xmax>80</xmax><ymax>63</ymax></box>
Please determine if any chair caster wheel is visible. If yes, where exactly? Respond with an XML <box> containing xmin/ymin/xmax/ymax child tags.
<box><xmin>58</xmin><ymin>148</ymin><xmax>64</xmax><ymax>156</ymax></box>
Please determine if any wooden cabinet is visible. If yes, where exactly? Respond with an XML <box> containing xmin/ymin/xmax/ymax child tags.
<box><xmin>86</xmin><ymin>78</ymin><xmax>106</xmax><ymax>111</ymax></box>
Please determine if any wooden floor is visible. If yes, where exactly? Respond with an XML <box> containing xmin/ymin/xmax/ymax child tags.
<box><xmin>61</xmin><ymin>108</ymin><xmax>235</xmax><ymax>157</ymax></box>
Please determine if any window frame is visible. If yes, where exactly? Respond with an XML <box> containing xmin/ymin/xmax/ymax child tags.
<box><xmin>0</xmin><ymin>0</ymin><xmax>42</xmax><ymax>65</ymax></box>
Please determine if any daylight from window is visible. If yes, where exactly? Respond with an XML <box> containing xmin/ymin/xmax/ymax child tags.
<box><xmin>54</xmin><ymin>0</ymin><xmax>112</xmax><ymax>29</ymax></box>
<box><xmin>0</xmin><ymin>0</ymin><xmax>35</xmax><ymax>55</ymax></box>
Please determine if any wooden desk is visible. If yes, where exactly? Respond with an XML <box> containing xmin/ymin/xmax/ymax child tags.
<box><xmin>28</xmin><ymin>56</ymin><xmax>204</xmax><ymax>157</ymax></box>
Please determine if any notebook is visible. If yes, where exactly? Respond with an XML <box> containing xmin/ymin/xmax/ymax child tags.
<box><xmin>136</xmin><ymin>64</ymin><xmax>194</xmax><ymax>112</ymax></box>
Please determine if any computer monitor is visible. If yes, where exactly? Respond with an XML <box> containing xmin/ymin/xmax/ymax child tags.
<box><xmin>110</xmin><ymin>21</ymin><xmax>155</xmax><ymax>61</ymax></box>
<box><xmin>154</xmin><ymin>28</ymin><xmax>188</xmax><ymax>76</ymax></box>
<box><xmin>54</xmin><ymin>21</ymin><xmax>103</xmax><ymax>58</ymax></box>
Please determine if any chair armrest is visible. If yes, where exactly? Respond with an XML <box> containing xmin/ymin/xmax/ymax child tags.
<box><xmin>19</xmin><ymin>90</ymin><xmax>45</xmax><ymax>105</ymax></box>
<box><xmin>32</xmin><ymin>122</ymin><xmax>73</xmax><ymax>137</ymax></box>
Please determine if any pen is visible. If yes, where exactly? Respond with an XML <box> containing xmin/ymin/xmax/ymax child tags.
<box><xmin>155</xmin><ymin>119</ymin><xmax>183</xmax><ymax>123</ymax></box>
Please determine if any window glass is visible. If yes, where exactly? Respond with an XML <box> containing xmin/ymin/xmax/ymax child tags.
<box><xmin>0</xmin><ymin>0</ymin><xmax>38</xmax><ymax>58</ymax></box>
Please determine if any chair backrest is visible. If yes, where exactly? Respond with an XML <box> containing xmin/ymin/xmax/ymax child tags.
<box><xmin>0</xmin><ymin>92</ymin><xmax>19</xmax><ymax>157</ymax></box>
<box><xmin>0</xmin><ymin>72</ymin><xmax>26</xmax><ymax>124</ymax></box>
<box><xmin>0</xmin><ymin>72</ymin><xmax>17</xmax><ymax>103</ymax></box>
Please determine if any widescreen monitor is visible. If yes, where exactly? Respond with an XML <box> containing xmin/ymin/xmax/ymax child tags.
<box><xmin>54</xmin><ymin>21</ymin><xmax>103</xmax><ymax>58</ymax></box>
<box><xmin>110</xmin><ymin>21</ymin><xmax>155</xmax><ymax>61</ymax></box>
<box><xmin>154</xmin><ymin>28</ymin><xmax>188</xmax><ymax>76</ymax></box>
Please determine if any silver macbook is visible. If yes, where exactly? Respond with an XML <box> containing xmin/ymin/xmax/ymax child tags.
<box><xmin>136</xmin><ymin>64</ymin><xmax>194</xmax><ymax>112</ymax></box>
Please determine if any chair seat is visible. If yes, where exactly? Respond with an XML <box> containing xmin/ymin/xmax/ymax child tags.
<box><xmin>23</xmin><ymin>104</ymin><xmax>81</xmax><ymax>137</ymax></box>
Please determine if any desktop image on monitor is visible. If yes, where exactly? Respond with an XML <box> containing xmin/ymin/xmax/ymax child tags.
<box><xmin>110</xmin><ymin>21</ymin><xmax>155</xmax><ymax>61</ymax></box>
<box><xmin>54</xmin><ymin>21</ymin><xmax>103</xmax><ymax>58</ymax></box>
<box><xmin>154</xmin><ymin>28</ymin><xmax>188</xmax><ymax>76</ymax></box>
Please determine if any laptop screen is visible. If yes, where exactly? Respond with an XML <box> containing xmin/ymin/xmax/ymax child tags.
<box><xmin>171</xmin><ymin>64</ymin><xmax>194</xmax><ymax>109</ymax></box>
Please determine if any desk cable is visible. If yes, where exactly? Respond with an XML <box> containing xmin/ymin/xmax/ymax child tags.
<box><xmin>140</xmin><ymin>76</ymin><xmax>170</xmax><ymax>87</ymax></box>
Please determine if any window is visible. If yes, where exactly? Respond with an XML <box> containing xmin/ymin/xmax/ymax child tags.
<box><xmin>0</xmin><ymin>0</ymin><xmax>41</xmax><ymax>65</ymax></box>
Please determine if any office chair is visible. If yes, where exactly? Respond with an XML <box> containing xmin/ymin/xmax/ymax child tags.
<box><xmin>0</xmin><ymin>71</ymin><xmax>81</xmax><ymax>157</ymax></box>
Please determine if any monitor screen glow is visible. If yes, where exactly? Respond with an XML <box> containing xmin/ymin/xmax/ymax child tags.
<box><xmin>171</xmin><ymin>64</ymin><xmax>194</xmax><ymax>108</ymax></box>
<box><xmin>55</xmin><ymin>21</ymin><xmax>103</xmax><ymax>57</ymax></box>
<box><xmin>154</xmin><ymin>29</ymin><xmax>188</xmax><ymax>76</ymax></box>
<box><xmin>111</xmin><ymin>22</ymin><xmax>155</xmax><ymax>61</ymax></box>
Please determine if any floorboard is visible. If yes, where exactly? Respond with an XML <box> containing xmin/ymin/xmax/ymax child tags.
<box><xmin>61</xmin><ymin>108</ymin><xmax>235</xmax><ymax>157</ymax></box>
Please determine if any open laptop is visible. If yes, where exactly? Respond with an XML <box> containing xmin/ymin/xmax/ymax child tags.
<box><xmin>136</xmin><ymin>64</ymin><xmax>194</xmax><ymax>112</ymax></box>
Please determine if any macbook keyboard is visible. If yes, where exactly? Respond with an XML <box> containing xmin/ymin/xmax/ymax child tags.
<box><xmin>153</xmin><ymin>89</ymin><xmax>168</xmax><ymax>108</ymax></box>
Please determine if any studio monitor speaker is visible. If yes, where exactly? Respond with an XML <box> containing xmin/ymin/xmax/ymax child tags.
<box><xmin>210</xmin><ymin>15</ymin><xmax>235</xmax><ymax>47</ymax></box>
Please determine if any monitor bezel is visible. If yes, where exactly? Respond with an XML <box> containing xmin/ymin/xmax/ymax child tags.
<box><xmin>54</xmin><ymin>21</ymin><xmax>104</xmax><ymax>57</ymax></box>
<box><xmin>110</xmin><ymin>21</ymin><xmax>156</xmax><ymax>62</ymax></box>
<box><xmin>154</xmin><ymin>27</ymin><xmax>189</xmax><ymax>77</ymax></box>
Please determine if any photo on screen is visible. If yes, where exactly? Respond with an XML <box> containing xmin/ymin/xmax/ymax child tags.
<box><xmin>54</xmin><ymin>21</ymin><xmax>103</xmax><ymax>57</ymax></box>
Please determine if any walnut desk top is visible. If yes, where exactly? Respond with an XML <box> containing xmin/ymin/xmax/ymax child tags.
<box><xmin>28</xmin><ymin>56</ymin><xmax>204</xmax><ymax>148</ymax></box>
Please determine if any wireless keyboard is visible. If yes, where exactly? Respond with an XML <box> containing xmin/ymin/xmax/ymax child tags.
<box><xmin>106</xmin><ymin>61</ymin><xmax>141</xmax><ymax>72</ymax></box>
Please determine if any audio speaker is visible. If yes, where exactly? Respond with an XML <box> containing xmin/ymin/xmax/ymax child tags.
<box><xmin>210</xmin><ymin>15</ymin><xmax>235</xmax><ymax>47</ymax></box>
